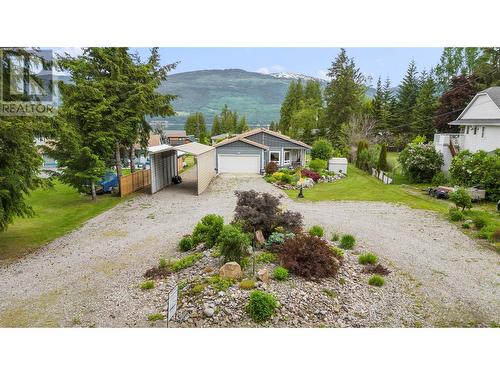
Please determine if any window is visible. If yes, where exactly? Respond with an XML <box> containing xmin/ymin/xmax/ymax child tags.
<box><xmin>270</xmin><ymin>151</ymin><xmax>280</xmax><ymax>164</ymax></box>
<box><xmin>284</xmin><ymin>150</ymin><xmax>291</xmax><ymax>164</ymax></box>
<box><xmin>466</xmin><ymin>126</ymin><xmax>470</xmax><ymax>134</ymax></box>
<box><xmin>481</xmin><ymin>127</ymin><xmax>485</xmax><ymax>138</ymax></box>
<box><xmin>473</xmin><ymin>126</ymin><xmax>477</xmax><ymax>135</ymax></box>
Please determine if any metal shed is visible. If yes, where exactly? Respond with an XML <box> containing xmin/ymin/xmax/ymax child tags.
<box><xmin>173</xmin><ymin>142</ymin><xmax>217</xmax><ymax>195</ymax></box>
<box><xmin>148</xmin><ymin>144</ymin><xmax>178</xmax><ymax>194</ymax></box>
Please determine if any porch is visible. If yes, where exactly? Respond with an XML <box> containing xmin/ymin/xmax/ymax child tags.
<box><xmin>269</xmin><ymin>148</ymin><xmax>307</xmax><ymax>168</ymax></box>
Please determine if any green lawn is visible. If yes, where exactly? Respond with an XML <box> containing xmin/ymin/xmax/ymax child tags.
<box><xmin>0</xmin><ymin>181</ymin><xmax>125</xmax><ymax>264</ymax></box>
<box><xmin>287</xmin><ymin>165</ymin><xmax>452</xmax><ymax>213</ymax></box>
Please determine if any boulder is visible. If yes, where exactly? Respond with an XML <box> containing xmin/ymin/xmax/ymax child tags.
<box><xmin>257</xmin><ymin>268</ymin><xmax>270</xmax><ymax>283</ymax></box>
<box><xmin>255</xmin><ymin>230</ymin><xmax>266</xmax><ymax>246</ymax></box>
<box><xmin>219</xmin><ymin>262</ymin><xmax>243</xmax><ymax>280</ymax></box>
<box><xmin>203</xmin><ymin>307</ymin><xmax>214</xmax><ymax>317</ymax></box>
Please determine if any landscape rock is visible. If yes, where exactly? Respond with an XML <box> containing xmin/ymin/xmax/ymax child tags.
<box><xmin>204</xmin><ymin>307</ymin><xmax>215</xmax><ymax>317</ymax></box>
<box><xmin>257</xmin><ymin>268</ymin><xmax>270</xmax><ymax>283</ymax></box>
<box><xmin>219</xmin><ymin>262</ymin><xmax>243</xmax><ymax>279</ymax></box>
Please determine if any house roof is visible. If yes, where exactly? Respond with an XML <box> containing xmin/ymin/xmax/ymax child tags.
<box><xmin>165</xmin><ymin>130</ymin><xmax>187</xmax><ymax>137</ymax></box>
<box><xmin>214</xmin><ymin>136</ymin><xmax>269</xmax><ymax>150</ymax></box>
<box><xmin>480</xmin><ymin>87</ymin><xmax>500</xmax><ymax>109</ymax></box>
<box><xmin>211</xmin><ymin>133</ymin><xmax>230</xmax><ymax>141</ymax></box>
<box><xmin>148</xmin><ymin>144</ymin><xmax>174</xmax><ymax>154</ymax></box>
<box><xmin>239</xmin><ymin>127</ymin><xmax>312</xmax><ymax>149</ymax></box>
<box><xmin>451</xmin><ymin>87</ymin><xmax>500</xmax><ymax>126</ymax></box>
<box><xmin>449</xmin><ymin>119</ymin><xmax>500</xmax><ymax>126</ymax></box>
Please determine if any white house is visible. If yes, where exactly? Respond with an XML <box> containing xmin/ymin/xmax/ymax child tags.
<box><xmin>434</xmin><ymin>87</ymin><xmax>500</xmax><ymax>172</ymax></box>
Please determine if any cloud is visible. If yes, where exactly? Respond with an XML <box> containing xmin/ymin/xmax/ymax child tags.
<box><xmin>256</xmin><ymin>64</ymin><xmax>285</xmax><ymax>74</ymax></box>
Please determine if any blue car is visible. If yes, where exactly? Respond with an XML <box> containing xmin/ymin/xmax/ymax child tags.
<box><xmin>99</xmin><ymin>172</ymin><xmax>119</xmax><ymax>193</ymax></box>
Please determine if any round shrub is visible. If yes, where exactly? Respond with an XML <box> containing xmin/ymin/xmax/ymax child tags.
<box><xmin>449</xmin><ymin>208</ymin><xmax>464</xmax><ymax>222</ymax></box>
<box><xmin>301</xmin><ymin>168</ymin><xmax>321</xmax><ymax>182</ymax></box>
<box><xmin>246</xmin><ymin>290</ymin><xmax>278</xmax><ymax>323</ymax></box>
<box><xmin>431</xmin><ymin>171</ymin><xmax>449</xmax><ymax>186</ymax></box>
<box><xmin>308</xmin><ymin>225</ymin><xmax>325</xmax><ymax>237</ymax></box>
<box><xmin>311</xmin><ymin>138</ymin><xmax>333</xmax><ymax>161</ymax></box>
<box><xmin>179</xmin><ymin>235</ymin><xmax>194</xmax><ymax>252</ymax></box>
<box><xmin>331</xmin><ymin>232</ymin><xmax>340</xmax><ymax>241</ymax></box>
<box><xmin>368</xmin><ymin>274</ymin><xmax>385</xmax><ymax>287</ymax></box>
<box><xmin>398</xmin><ymin>138</ymin><xmax>444</xmax><ymax>183</ymax></box>
<box><xmin>216</xmin><ymin>224</ymin><xmax>251</xmax><ymax>264</ymax></box>
<box><xmin>265</xmin><ymin>161</ymin><xmax>278</xmax><ymax>175</ymax></box>
<box><xmin>309</xmin><ymin>159</ymin><xmax>327</xmax><ymax>173</ymax></box>
<box><xmin>358</xmin><ymin>252</ymin><xmax>378</xmax><ymax>265</ymax></box>
<box><xmin>192</xmin><ymin>214</ymin><xmax>224</xmax><ymax>248</ymax></box>
<box><xmin>273</xmin><ymin>266</ymin><xmax>289</xmax><ymax>281</ymax></box>
<box><xmin>239</xmin><ymin>279</ymin><xmax>256</xmax><ymax>290</ymax></box>
<box><xmin>330</xmin><ymin>246</ymin><xmax>344</xmax><ymax>259</ymax></box>
<box><xmin>449</xmin><ymin>187</ymin><xmax>472</xmax><ymax>212</ymax></box>
<box><xmin>473</xmin><ymin>217</ymin><xmax>486</xmax><ymax>229</ymax></box>
<box><xmin>276</xmin><ymin>234</ymin><xmax>340</xmax><ymax>279</ymax></box>
<box><xmin>340</xmin><ymin>234</ymin><xmax>356</xmax><ymax>249</ymax></box>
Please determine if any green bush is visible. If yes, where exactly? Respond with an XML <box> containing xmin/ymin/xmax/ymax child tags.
<box><xmin>266</xmin><ymin>232</ymin><xmax>295</xmax><ymax>249</ymax></box>
<box><xmin>170</xmin><ymin>253</ymin><xmax>204</xmax><ymax>272</ymax></box>
<box><xmin>449</xmin><ymin>188</ymin><xmax>472</xmax><ymax>212</ymax></box>
<box><xmin>158</xmin><ymin>258</ymin><xmax>168</xmax><ymax>268</ymax></box>
<box><xmin>398</xmin><ymin>138</ymin><xmax>444</xmax><ymax>182</ymax></box>
<box><xmin>330</xmin><ymin>246</ymin><xmax>344</xmax><ymax>259</ymax></box>
<box><xmin>368</xmin><ymin>274</ymin><xmax>385</xmax><ymax>287</ymax></box>
<box><xmin>449</xmin><ymin>149</ymin><xmax>500</xmax><ymax>201</ymax></box>
<box><xmin>449</xmin><ymin>208</ymin><xmax>464</xmax><ymax>222</ymax></box>
<box><xmin>147</xmin><ymin>313</ymin><xmax>164</xmax><ymax>321</ymax></box>
<box><xmin>179</xmin><ymin>235</ymin><xmax>194</xmax><ymax>252</ymax></box>
<box><xmin>246</xmin><ymin>290</ymin><xmax>278</xmax><ymax>323</ymax></box>
<box><xmin>190</xmin><ymin>283</ymin><xmax>206</xmax><ymax>295</ymax></box>
<box><xmin>192</xmin><ymin>214</ymin><xmax>224</xmax><ymax>248</ymax></box>
<box><xmin>239</xmin><ymin>279</ymin><xmax>256</xmax><ymax>290</ymax></box>
<box><xmin>308</xmin><ymin>225</ymin><xmax>325</xmax><ymax>237</ymax></box>
<box><xmin>473</xmin><ymin>217</ymin><xmax>486</xmax><ymax>229</ymax></box>
<box><xmin>208</xmin><ymin>275</ymin><xmax>235</xmax><ymax>291</ymax></box>
<box><xmin>358</xmin><ymin>252</ymin><xmax>378</xmax><ymax>265</ymax></box>
<box><xmin>217</xmin><ymin>224</ymin><xmax>251</xmax><ymax>264</ymax></box>
<box><xmin>140</xmin><ymin>280</ymin><xmax>155</xmax><ymax>290</ymax></box>
<box><xmin>309</xmin><ymin>159</ymin><xmax>327</xmax><ymax>173</ymax></box>
<box><xmin>431</xmin><ymin>171</ymin><xmax>449</xmax><ymax>186</ymax></box>
<box><xmin>340</xmin><ymin>234</ymin><xmax>356</xmax><ymax>249</ymax></box>
<box><xmin>331</xmin><ymin>232</ymin><xmax>340</xmax><ymax>241</ymax></box>
<box><xmin>273</xmin><ymin>266</ymin><xmax>289</xmax><ymax>281</ymax></box>
<box><xmin>255</xmin><ymin>252</ymin><xmax>277</xmax><ymax>264</ymax></box>
<box><xmin>311</xmin><ymin>138</ymin><xmax>333</xmax><ymax>161</ymax></box>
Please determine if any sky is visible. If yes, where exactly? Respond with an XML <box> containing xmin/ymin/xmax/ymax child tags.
<box><xmin>132</xmin><ymin>47</ymin><xmax>443</xmax><ymax>86</ymax></box>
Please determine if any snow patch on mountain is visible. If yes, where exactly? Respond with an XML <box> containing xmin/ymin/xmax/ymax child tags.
<box><xmin>268</xmin><ymin>72</ymin><xmax>327</xmax><ymax>83</ymax></box>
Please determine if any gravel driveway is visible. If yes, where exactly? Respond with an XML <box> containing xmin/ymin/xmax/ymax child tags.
<box><xmin>0</xmin><ymin>172</ymin><xmax>498</xmax><ymax>327</ymax></box>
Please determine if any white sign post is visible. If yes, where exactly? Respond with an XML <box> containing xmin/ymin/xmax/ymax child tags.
<box><xmin>167</xmin><ymin>283</ymin><xmax>178</xmax><ymax>327</ymax></box>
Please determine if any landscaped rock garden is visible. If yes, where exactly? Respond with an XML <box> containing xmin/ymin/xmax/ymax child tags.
<box><xmin>136</xmin><ymin>190</ymin><xmax>430</xmax><ymax>327</ymax></box>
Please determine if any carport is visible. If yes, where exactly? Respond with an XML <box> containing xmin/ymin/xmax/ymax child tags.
<box><xmin>148</xmin><ymin>142</ymin><xmax>216</xmax><ymax>196</ymax></box>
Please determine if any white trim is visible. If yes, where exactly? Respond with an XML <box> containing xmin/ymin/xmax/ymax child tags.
<box><xmin>457</xmin><ymin>92</ymin><xmax>500</xmax><ymax>120</ymax></box>
<box><xmin>269</xmin><ymin>150</ymin><xmax>281</xmax><ymax>165</ymax></box>
<box><xmin>283</xmin><ymin>149</ymin><xmax>291</xmax><ymax>165</ymax></box>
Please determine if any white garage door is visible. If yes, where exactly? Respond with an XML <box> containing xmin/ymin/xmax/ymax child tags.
<box><xmin>218</xmin><ymin>154</ymin><xmax>260</xmax><ymax>174</ymax></box>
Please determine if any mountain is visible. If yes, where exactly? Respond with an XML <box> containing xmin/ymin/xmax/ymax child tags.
<box><xmin>156</xmin><ymin>69</ymin><xmax>326</xmax><ymax>129</ymax></box>
<box><xmin>269</xmin><ymin>72</ymin><xmax>327</xmax><ymax>83</ymax></box>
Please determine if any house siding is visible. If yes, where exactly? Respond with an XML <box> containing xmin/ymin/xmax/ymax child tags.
<box><xmin>245</xmin><ymin>133</ymin><xmax>304</xmax><ymax>149</ymax></box>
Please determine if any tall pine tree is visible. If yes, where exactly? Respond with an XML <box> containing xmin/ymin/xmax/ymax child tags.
<box><xmin>410</xmin><ymin>71</ymin><xmax>438</xmax><ymax>140</ymax></box>
<box><xmin>395</xmin><ymin>59</ymin><xmax>420</xmax><ymax>135</ymax></box>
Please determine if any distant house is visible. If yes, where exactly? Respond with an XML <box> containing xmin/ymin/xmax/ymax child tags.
<box><xmin>165</xmin><ymin>130</ymin><xmax>190</xmax><ymax>146</ymax></box>
<box><xmin>214</xmin><ymin>128</ymin><xmax>311</xmax><ymax>174</ymax></box>
<box><xmin>434</xmin><ymin>87</ymin><xmax>500</xmax><ymax>172</ymax></box>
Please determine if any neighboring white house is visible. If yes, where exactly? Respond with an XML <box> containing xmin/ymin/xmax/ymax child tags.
<box><xmin>434</xmin><ymin>87</ymin><xmax>500</xmax><ymax>172</ymax></box>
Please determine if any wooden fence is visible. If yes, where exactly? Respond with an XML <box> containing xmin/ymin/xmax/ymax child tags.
<box><xmin>120</xmin><ymin>169</ymin><xmax>151</xmax><ymax>197</ymax></box>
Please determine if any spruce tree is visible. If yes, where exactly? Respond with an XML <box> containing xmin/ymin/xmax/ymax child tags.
<box><xmin>236</xmin><ymin>116</ymin><xmax>249</xmax><ymax>133</ymax></box>
<box><xmin>211</xmin><ymin>115</ymin><xmax>223</xmax><ymax>136</ymax></box>
<box><xmin>377</xmin><ymin>143</ymin><xmax>388</xmax><ymax>171</ymax></box>
<box><xmin>185</xmin><ymin>112</ymin><xmax>207</xmax><ymax>142</ymax></box>
<box><xmin>396</xmin><ymin>60</ymin><xmax>420</xmax><ymax>135</ymax></box>
<box><xmin>411</xmin><ymin>71</ymin><xmax>438</xmax><ymax>140</ymax></box>
<box><xmin>371</xmin><ymin>76</ymin><xmax>384</xmax><ymax>126</ymax></box>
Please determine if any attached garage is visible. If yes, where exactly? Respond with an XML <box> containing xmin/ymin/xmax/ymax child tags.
<box><xmin>215</xmin><ymin>138</ymin><xmax>267</xmax><ymax>174</ymax></box>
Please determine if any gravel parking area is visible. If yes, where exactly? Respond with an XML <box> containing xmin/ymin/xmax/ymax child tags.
<box><xmin>0</xmin><ymin>172</ymin><xmax>498</xmax><ymax>327</ymax></box>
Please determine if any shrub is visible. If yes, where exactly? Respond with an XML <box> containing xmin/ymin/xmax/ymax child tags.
<box><xmin>449</xmin><ymin>208</ymin><xmax>464</xmax><ymax>222</ymax></box>
<box><xmin>431</xmin><ymin>171</ymin><xmax>449</xmax><ymax>186</ymax></box>
<box><xmin>144</xmin><ymin>265</ymin><xmax>171</xmax><ymax>279</ymax></box>
<box><xmin>330</xmin><ymin>246</ymin><xmax>344</xmax><ymax>259</ymax></box>
<box><xmin>170</xmin><ymin>253</ymin><xmax>203</xmax><ymax>272</ymax></box>
<box><xmin>368</xmin><ymin>274</ymin><xmax>385</xmax><ymax>287</ymax></box>
<box><xmin>158</xmin><ymin>258</ymin><xmax>168</xmax><ymax>268</ymax></box>
<box><xmin>208</xmin><ymin>275</ymin><xmax>235</xmax><ymax>292</ymax></box>
<box><xmin>301</xmin><ymin>168</ymin><xmax>321</xmax><ymax>182</ymax></box>
<box><xmin>357</xmin><ymin>144</ymin><xmax>381</xmax><ymax>172</ymax></box>
<box><xmin>361</xmin><ymin>264</ymin><xmax>391</xmax><ymax>275</ymax></box>
<box><xmin>217</xmin><ymin>224</ymin><xmax>251</xmax><ymax>264</ymax></box>
<box><xmin>340</xmin><ymin>234</ymin><xmax>356</xmax><ymax>249</ymax></box>
<box><xmin>462</xmin><ymin>222</ymin><xmax>471</xmax><ymax>229</ymax></box>
<box><xmin>358</xmin><ymin>252</ymin><xmax>378</xmax><ymax>265</ymax></box>
<box><xmin>449</xmin><ymin>188</ymin><xmax>472</xmax><ymax>212</ymax></box>
<box><xmin>308</xmin><ymin>225</ymin><xmax>324</xmax><ymax>237</ymax></box>
<box><xmin>273</xmin><ymin>266</ymin><xmax>289</xmax><ymax>281</ymax></box>
<box><xmin>179</xmin><ymin>235</ymin><xmax>194</xmax><ymax>252</ymax></box>
<box><xmin>331</xmin><ymin>232</ymin><xmax>340</xmax><ymax>241</ymax></box>
<box><xmin>246</xmin><ymin>290</ymin><xmax>278</xmax><ymax>323</ymax></box>
<box><xmin>398</xmin><ymin>138</ymin><xmax>444</xmax><ymax>182</ymax></box>
<box><xmin>309</xmin><ymin>159</ymin><xmax>327</xmax><ymax>173</ymax></box>
<box><xmin>473</xmin><ymin>217</ymin><xmax>486</xmax><ymax>229</ymax></box>
<box><xmin>276</xmin><ymin>234</ymin><xmax>339</xmax><ymax>279</ymax></box>
<box><xmin>377</xmin><ymin>143</ymin><xmax>388</xmax><ymax>171</ymax></box>
<box><xmin>266</xmin><ymin>232</ymin><xmax>295</xmax><ymax>249</ymax></box>
<box><xmin>255</xmin><ymin>252</ymin><xmax>277</xmax><ymax>263</ymax></box>
<box><xmin>190</xmin><ymin>283</ymin><xmax>206</xmax><ymax>295</ymax></box>
<box><xmin>322</xmin><ymin>289</ymin><xmax>337</xmax><ymax>298</ymax></box>
<box><xmin>234</xmin><ymin>190</ymin><xmax>303</xmax><ymax>236</ymax></box>
<box><xmin>265</xmin><ymin>161</ymin><xmax>278</xmax><ymax>175</ymax></box>
<box><xmin>147</xmin><ymin>313</ymin><xmax>164</xmax><ymax>321</ymax></box>
<box><xmin>140</xmin><ymin>280</ymin><xmax>155</xmax><ymax>290</ymax></box>
<box><xmin>449</xmin><ymin>149</ymin><xmax>500</xmax><ymax>201</ymax></box>
<box><xmin>192</xmin><ymin>214</ymin><xmax>224</xmax><ymax>248</ymax></box>
<box><xmin>311</xmin><ymin>138</ymin><xmax>333</xmax><ymax>161</ymax></box>
<box><xmin>239</xmin><ymin>279</ymin><xmax>256</xmax><ymax>290</ymax></box>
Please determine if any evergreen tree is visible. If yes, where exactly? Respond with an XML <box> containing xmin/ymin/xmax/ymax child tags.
<box><xmin>185</xmin><ymin>112</ymin><xmax>207</xmax><ymax>143</ymax></box>
<box><xmin>269</xmin><ymin>121</ymin><xmax>278</xmax><ymax>131</ymax></box>
<box><xmin>303</xmin><ymin>80</ymin><xmax>322</xmax><ymax>109</ymax></box>
<box><xmin>211</xmin><ymin>115</ymin><xmax>223</xmax><ymax>136</ymax></box>
<box><xmin>279</xmin><ymin>80</ymin><xmax>304</xmax><ymax>134</ymax></box>
<box><xmin>236</xmin><ymin>116</ymin><xmax>249</xmax><ymax>134</ymax></box>
<box><xmin>395</xmin><ymin>60</ymin><xmax>420</xmax><ymax>134</ymax></box>
<box><xmin>377</xmin><ymin>143</ymin><xmax>388</xmax><ymax>171</ymax></box>
<box><xmin>290</xmin><ymin>107</ymin><xmax>316</xmax><ymax>143</ymax></box>
<box><xmin>219</xmin><ymin>104</ymin><xmax>238</xmax><ymax>133</ymax></box>
<box><xmin>435</xmin><ymin>47</ymin><xmax>483</xmax><ymax>91</ymax></box>
<box><xmin>410</xmin><ymin>71</ymin><xmax>438</xmax><ymax>139</ymax></box>
<box><xmin>371</xmin><ymin>76</ymin><xmax>384</xmax><ymax>126</ymax></box>
<box><xmin>322</xmin><ymin>49</ymin><xmax>365</xmax><ymax>150</ymax></box>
